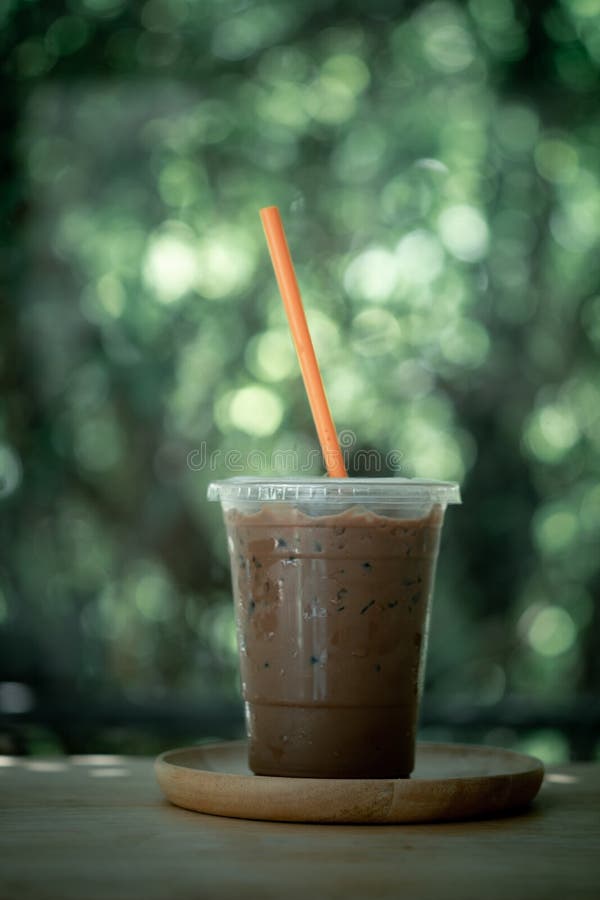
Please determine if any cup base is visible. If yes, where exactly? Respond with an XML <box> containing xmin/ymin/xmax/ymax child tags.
<box><xmin>246</xmin><ymin>702</ymin><xmax>416</xmax><ymax>779</ymax></box>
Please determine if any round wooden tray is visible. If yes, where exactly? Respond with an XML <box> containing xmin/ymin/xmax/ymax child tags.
<box><xmin>155</xmin><ymin>740</ymin><xmax>544</xmax><ymax>824</ymax></box>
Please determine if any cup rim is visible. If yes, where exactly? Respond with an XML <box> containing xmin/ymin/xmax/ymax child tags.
<box><xmin>207</xmin><ymin>476</ymin><xmax>461</xmax><ymax>506</ymax></box>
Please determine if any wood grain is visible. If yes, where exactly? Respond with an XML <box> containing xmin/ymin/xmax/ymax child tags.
<box><xmin>0</xmin><ymin>754</ymin><xmax>598</xmax><ymax>900</ymax></box>
<box><xmin>155</xmin><ymin>740</ymin><xmax>544</xmax><ymax>823</ymax></box>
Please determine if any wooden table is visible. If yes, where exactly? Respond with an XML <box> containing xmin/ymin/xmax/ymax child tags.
<box><xmin>0</xmin><ymin>756</ymin><xmax>598</xmax><ymax>900</ymax></box>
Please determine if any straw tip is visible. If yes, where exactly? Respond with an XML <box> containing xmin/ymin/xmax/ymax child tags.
<box><xmin>260</xmin><ymin>205</ymin><xmax>279</xmax><ymax>217</ymax></box>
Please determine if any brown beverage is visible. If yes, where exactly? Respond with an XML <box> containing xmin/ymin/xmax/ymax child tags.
<box><xmin>209</xmin><ymin>478</ymin><xmax>460</xmax><ymax>779</ymax></box>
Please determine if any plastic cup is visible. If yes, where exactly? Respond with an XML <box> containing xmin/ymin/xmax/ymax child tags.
<box><xmin>208</xmin><ymin>477</ymin><xmax>461</xmax><ymax>779</ymax></box>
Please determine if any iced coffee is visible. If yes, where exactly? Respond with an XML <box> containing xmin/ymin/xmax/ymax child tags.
<box><xmin>208</xmin><ymin>477</ymin><xmax>460</xmax><ymax>779</ymax></box>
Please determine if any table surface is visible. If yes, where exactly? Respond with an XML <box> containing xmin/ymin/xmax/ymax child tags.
<box><xmin>0</xmin><ymin>755</ymin><xmax>598</xmax><ymax>900</ymax></box>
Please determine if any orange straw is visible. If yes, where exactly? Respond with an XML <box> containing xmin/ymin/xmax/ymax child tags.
<box><xmin>260</xmin><ymin>206</ymin><xmax>347</xmax><ymax>478</ymax></box>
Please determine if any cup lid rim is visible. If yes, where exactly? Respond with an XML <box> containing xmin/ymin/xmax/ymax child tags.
<box><xmin>207</xmin><ymin>476</ymin><xmax>461</xmax><ymax>505</ymax></box>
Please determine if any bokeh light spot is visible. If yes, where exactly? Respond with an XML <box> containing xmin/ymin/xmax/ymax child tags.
<box><xmin>74</xmin><ymin>415</ymin><xmax>124</xmax><ymax>473</ymax></box>
<box><xmin>0</xmin><ymin>682</ymin><xmax>35</xmax><ymax>714</ymax></box>
<box><xmin>45</xmin><ymin>16</ymin><xmax>90</xmax><ymax>56</ymax></box>
<box><xmin>437</xmin><ymin>205</ymin><xmax>489</xmax><ymax>262</ymax></box>
<box><xmin>321</xmin><ymin>53</ymin><xmax>370</xmax><ymax>94</ymax></box>
<box><xmin>96</xmin><ymin>274</ymin><xmax>126</xmax><ymax>318</ymax></box>
<box><xmin>495</xmin><ymin>104</ymin><xmax>539</xmax><ymax>154</ymax></box>
<box><xmin>12</xmin><ymin>39</ymin><xmax>53</xmax><ymax>78</ymax></box>
<box><xmin>344</xmin><ymin>248</ymin><xmax>398</xmax><ymax>302</ymax></box>
<box><xmin>523</xmin><ymin>404</ymin><xmax>580</xmax><ymax>463</ymax></box>
<box><xmin>0</xmin><ymin>444</ymin><xmax>22</xmax><ymax>499</ymax></box>
<box><xmin>393</xmin><ymin>412</ymin><xmax>467</xmax><ymax>482</ymax></box>
<box><xmin>141</xmin><ymin>0</ymin><xmax>188</xmax><ymax>33</ymax></box>
<box><xmin>246</xmin><ymin>329</ymin><xmax>297</xmax><ymax>382</ymax></box>
<box><xmin>469</xmin><ymin>0</ymin><xmax>515</xmax><ymax>28</ymax></box>
<box><xmin>565</xmin><ymin>0</ymin><xmax>600</xmax><ymax>19</ymax></box>
<box><xmin>333</xmin><ymin>125</ymin><xmax>388</xmax><ymax>182</ymax></box>
<box><xmin>225</xmin><ymin>385</ymin><xmax>284</xmax><ymax>436</ymax></box>
<box><xmin>258</xmin><ymin>45</ymin><xmax>310</xmax><ymax>83</ymax></box>
<box><xmin>327</xmin><ymin>367</ymin><xmax>370</xmax><ymax>418</ymax></box>
<box><xmin>212</xmin><ymin>7</ymin><xmax>287</xmax><ymax>61</ymax></box>
<box><xmin>258</xmin><ymin>82</ymin><xmax>310</xmax><ymax>129</ymax></box>
<box><xmin>304</xmin><ymin>76</ymin><xmax>356</xmax><ymax>125</ymax></box>
<box><xmin>351</xmin><ymin>309</ymin><xmax>402</xmax><ymax>356</ymax></box>
<box><xmin>423</xmin><ymin>23</ymin><xmax>475</xmax><ymax>73</ymax></box>
<box><xmin>535</xmin><ymin>138</ymin><xmax>579</xmax><ymax>184</ymax></box>
<box><xmin>196</xmin><ymin>229</ymin><xmax>256</xmax><ymax>300</ymax></box>
<box><xmin>82</xmin><ymin>0</ymin><xmax>126</xmax><ymax>18</ymax></box>
<box><xmin>209</xmin><ymin>603</ymin><xmax>238</xmax><ymax>660</ymax></box>
<box><xmin>134</xmin><ymin>567</ymin><xmax>173</xmax><ymax>622</ymax></box>
<box><xmin>528</xmin><ymin>606</ymin><xmax>577</xmax><ymax>657</ymax></box>
<box><xmin>158</xmin><ymin>160</ymin><xmax>206</xmax><ymax>207</ymax></box>
<box><xmin>533</xmin><ymin>506</ymin><xmax>579</xmax><ymax>554</ymax></box>
<box><xmin>439</xmin><ymin>319</ymin><xmax>490</xmax><ymax>368</ymax></box>
<box><xmin>395</xmin><ymin>230</ymin><xmax>444</xmax><ymax>284</ymax></box>
<box><xmin>190</xmin><ymin>100</ymin><xmax>234</xmax><ymax>145</ymax></box>
<box><xmin>517</xmin><ymin>731</ymin><xmax>570</xmax><ymax>764</ymax></box>
<box><xmin>143</xmin><ymin>223</ymin><xmax>199</xmax><ymax>304</ymax></box>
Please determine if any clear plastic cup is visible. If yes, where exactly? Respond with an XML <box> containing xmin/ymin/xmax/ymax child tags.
<box><xmin>208</xmin><ymin>477</ymin><xmax>461</xmax><ymax>778</ymax></box>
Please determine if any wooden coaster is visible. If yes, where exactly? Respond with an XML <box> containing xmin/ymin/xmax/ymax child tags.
<box><xmin>155</xmin><ymin>740</ymin><xmax>544</xmax><ymax>824</ymax></box>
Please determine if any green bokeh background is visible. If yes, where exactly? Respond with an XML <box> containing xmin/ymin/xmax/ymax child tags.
<box><xmin>1</xmin><ymin>0</ymin><xmax>599</xmax><ymax>762</ymax></box>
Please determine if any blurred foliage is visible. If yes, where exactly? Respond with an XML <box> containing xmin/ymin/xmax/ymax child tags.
<box><xmin>1</xmin><ymin>0</ymin><xmax>599</xmax><ymax>759</ymax></box>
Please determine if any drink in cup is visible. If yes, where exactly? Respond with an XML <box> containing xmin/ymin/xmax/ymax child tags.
<box><xmin>208</xmin><ymin>477</ymin><xmax>460</xmax><ymax>779</ymax></box>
